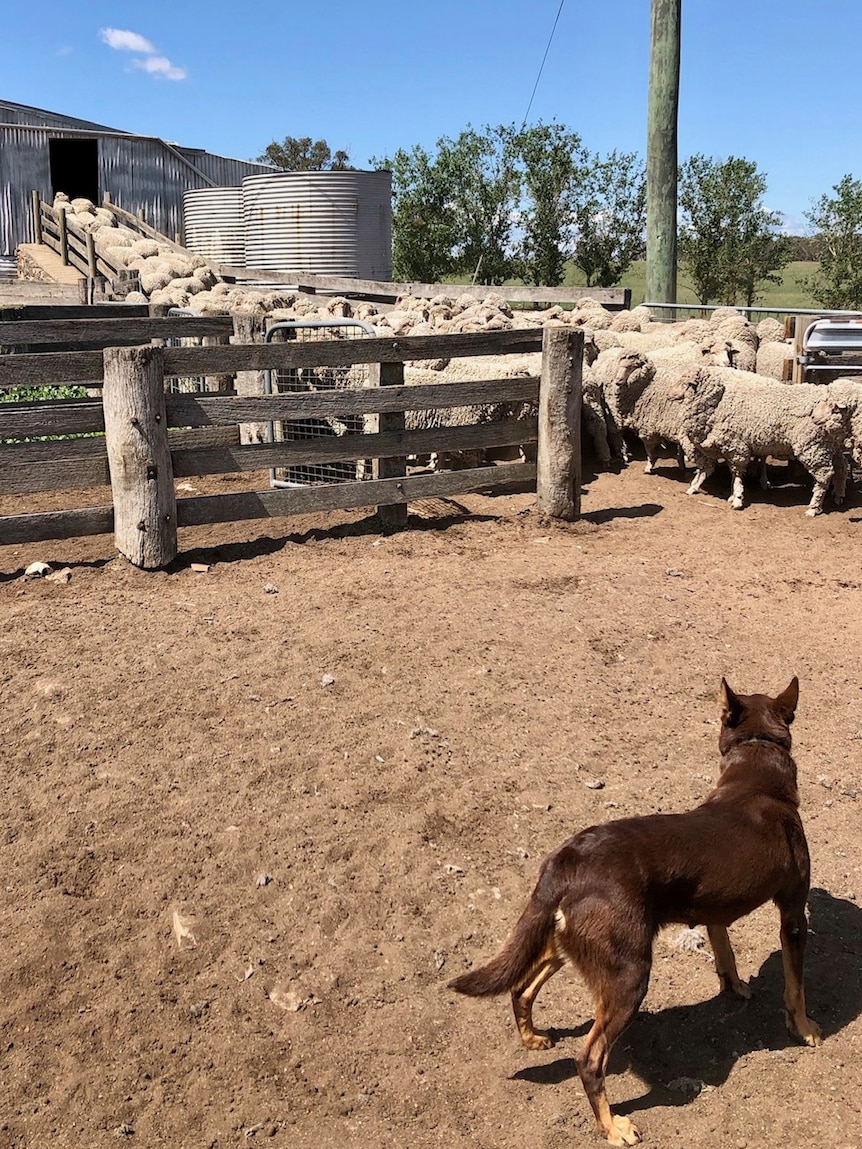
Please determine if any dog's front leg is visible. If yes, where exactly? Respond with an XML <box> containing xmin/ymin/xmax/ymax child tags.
<box><xmin>778</xmin><ymin>902</ymin><xmax>822</xmax><ymax>1046</ymax></box>
<box><xmin>707</xmin><ymin>925</ymin><xmax>751</xmax><ymax>998</ymax></box>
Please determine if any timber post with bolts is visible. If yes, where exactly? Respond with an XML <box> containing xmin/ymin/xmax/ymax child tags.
<box><xmin>536</xmin><ymin>326</ymin><xmax>583</xmax><ymax>520</ymax></box>
<box><xmin>103</xmin><ymin>344</ymin><xmax>177</xmax><ymax>569</ymax></box>
<box><xmin>646</xmin><ymin>0</ymin><xmax>681</xmax><ymax>309</ymax></box>
<box><xmin>369</xmin><ymin>359</ymin><xmax>408</xmax><ymax>530</ymax></box>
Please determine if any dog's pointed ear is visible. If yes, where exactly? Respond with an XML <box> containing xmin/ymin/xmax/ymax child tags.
<box><xmin>775</xmin><ymin>677</ymin><xmax>799</xmax><ymax>724</ymax></box>
<box><xmin>719</xmin><ymin>678</ymin><xmax>743</xmax><ymax>727</ymax></box>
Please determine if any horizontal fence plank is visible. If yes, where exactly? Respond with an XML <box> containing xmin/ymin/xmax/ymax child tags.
<box><xmin>0</xmin><ymin>351</ymin><xmax>104</xmax><ymax>388</ymax></box>
<box><xmin>176</xmin><ymin>464</ymin><xmax>537</xmax><ymax>527</ymax></box>
<box><xmin>0</xmin><ymin>331</ymin><xmax>544</xmax><ymax>388</ymax></box>
<box><xmin>0</xmin><ymin>305</ymin><xmax>151</xmax><ymax>322</ymax></box>
<box><xmin>164</xmin><ymin>330</ymin><xmax>544</xmax><ymax>374</ymax></box>
<box><xmin>0</xmin><ymin>397</ymin><xmax>105</xmax><ymax>437</ymax></box>
<box><xmin>171</xmin><ymin>418</ymin><xmax>538</xmax><ymax>477</ymax></box>
<box><xmin>0</xmin><ymin>455</ymin><xmax>109</xmax><ymax>494</ymax></box>
<box><xmin>0</xmin><ymin>462</ymin><xmax>536</xmax><ymax>546</ymax></box>
<box><xmin>0</xmin><ymin>316</ymin><xmax>234</xmax><ymax>346</ymax></box>
<box><xmin>216</xmin><ymin>265</ymin><xmax>629</xmax><ymax>307</ymax></box>
<box><xmin>1</xmin><ymin>424</ymin><xmax>238</xmax><ymax>466</ymax></box>
<box><xmin>165</xmin><ymin>377</ymin><xmax>539</xmax><ymax>426</ymax></box>
<box><xmin>0</xmin><ymin>504</ymin><xmax>114</xmax><ymax>545</ymax></box>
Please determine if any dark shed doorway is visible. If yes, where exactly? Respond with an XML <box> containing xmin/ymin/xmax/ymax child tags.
<box><xmin>49</xmin><ymin>138</ymin><xmax>99</xmax><ymax>202</ymax></box>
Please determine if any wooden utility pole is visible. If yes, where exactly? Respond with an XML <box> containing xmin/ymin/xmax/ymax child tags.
<box><xmin>645</xmin><ymin>0</ymin><xmax>681</xmax><ymax>306</ymax></box>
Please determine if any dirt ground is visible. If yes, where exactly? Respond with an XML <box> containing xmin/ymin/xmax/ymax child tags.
<box><xmin>1</xmin><ymin>452</ymin><xmax>861</xmax><ymax>1149</ymax></box>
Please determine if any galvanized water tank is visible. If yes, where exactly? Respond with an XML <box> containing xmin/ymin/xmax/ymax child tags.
<box><xmin>241</xmin><ymin>170</ymin><xmax>392</xmax><ymax>279</ymax></box>
<box><xmin>182</xmin><ymin>186</ymin><xmax>244</xmax><ymax>265</ymax></box>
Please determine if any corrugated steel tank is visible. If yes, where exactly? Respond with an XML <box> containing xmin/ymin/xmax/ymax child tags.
<box><xmin>241</xmin><ymin>171</ymin><xmax>392</xmax><ymax>279</ymax></box>
<box><xmin>182</xmin><ymin>186</ymin><xmax>244</xmax><ymax>265</ymax></box>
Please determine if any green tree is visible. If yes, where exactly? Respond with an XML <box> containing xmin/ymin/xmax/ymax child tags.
<box><xmin>374</xmin><ymin>144</ymin><xmax>459</xmax><ymax>282</ymax></box>
<box><xmin>514</xmin><ymin>124</ymin><xmax>584</xmax><ymax>287</ymax></box>
<box><xmin>802</xmin><ymin>174</ymin><xmax>862</xmax><ymax>309</ymax></box>
<box><xmin>258</xmin><ymin>136</ymin><xmax>353</xmax><ymax>171</ymax></box>
<box><xmin>572</xmin><ymin>150</ymin><xmax>646</xmax><ymax>287</ymax></box>
<box><xmin>442</xmin><ymin>125</ymin><xmax>521</xmax><ymax>285</ymax></box>
<box><xmin>378</xmin><ymin>125</ymin><xmax>521</xmax><ymax>285</ymax></box>
<box><xmin>678</xmin><ymin>155</ymin><xmax>790</xmax><ymax>305</ymax></box>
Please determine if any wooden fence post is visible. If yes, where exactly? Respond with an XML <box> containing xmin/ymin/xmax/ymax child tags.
<box><xmin>103</xmin><ymin>344</ymin><xmax>177</xmax><ymax>569</ymax></box>
<box><xmin>86</xmin><ymin>231</ymin><xmax>98</xmax><ymax>278</ymax></box>
<box><xmin>232</xmin><ymin>312</ymin><xmax>269</xmax><ymax>444</ymax></box>
<box><xmin>58</xmin><ymin>207</ymin><xmax>69</xmax><ymax>265</ymax></box>
<box><xmin>32</xmin><ymin>190</ymin><xmax>43</xmax><ymax>245</ymax></box>
<box><xmin>369</xmin><ymin>360</ymin><xmax>408</xmax><ymax>529</ymax></box>
<box><xmin>536</xmin><ymin>326</ymin><xmax>583</xmax><ymax>520</ymax></box>
<box><xmin>793</xmin><ymin>314</ymin><xmax>817</xmax><ymax>384</ymax></box>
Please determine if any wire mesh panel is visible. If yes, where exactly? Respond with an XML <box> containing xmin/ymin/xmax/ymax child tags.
<box><xmin>266</xmin><ymin>319</ymin><xmax>376</xmax><ymax>487</ymax></box>
<box><xmin>163</xmin><ymin>308</ymin><xmax>209</xmax><ymax>395</ymax></box>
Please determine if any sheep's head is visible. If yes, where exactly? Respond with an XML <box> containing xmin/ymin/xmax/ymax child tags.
<box><xmin>615</xmin><ymin>349</ymin><xmax>652</xmax><ymax>386</ymax></box>
<box><xmin>812</xmin><ymin>396</ymin><xmax>851</xmax><ymax>433</ymax></box>
<box><xmin>582</xmin><ymin>330</ymin><xmax>600</xmax><ymax>366</ymax></box>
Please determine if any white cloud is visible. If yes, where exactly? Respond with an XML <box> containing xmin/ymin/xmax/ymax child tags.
<box><xmin>99</xmin><ymin>26</ymin><xmax>187</xmax><ymax>82</ymax></box>
<box><xmin>133</xmin><ymin>55</ymin><xmax>187</xmax><ymax>81</ymax></box>
<box><xmin>100</xmin><ymin>28</ymin><xmax>156</xmax><ymax>54</ymax></box>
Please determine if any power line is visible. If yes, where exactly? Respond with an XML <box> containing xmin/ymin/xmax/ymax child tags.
<box><xmin>522</xmin><ymin>0</ymin><xmax>566</xmax><ymax>126</ymax></box>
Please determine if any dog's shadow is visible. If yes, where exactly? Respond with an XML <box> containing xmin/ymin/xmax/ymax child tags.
<box><xmin>511</xmin><ymin>889</ymin><xmax>862</xmax><ymax>1114</ymax></box>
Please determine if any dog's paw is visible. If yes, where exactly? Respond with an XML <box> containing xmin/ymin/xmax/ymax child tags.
<box><xmin>606</xmin><ymin>1114</ymin><xmax>641</xmax><ymax>1146</ymax></box>
<box><xmin>520</xmin><ymin>1029</ymin><xmax>555</xmax><ymax>1051</ymax></box>
<box><xmin>719</xmin><ymin>974</ymin><xmax>752</xmax><ymax>999</ymax></box>
<box><xmin>786</xmin><ymin>1011</ymin><xmax>822</xmax><ymax>1046</ymax></box>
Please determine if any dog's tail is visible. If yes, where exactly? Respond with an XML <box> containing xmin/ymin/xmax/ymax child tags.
<box><xmin>448</xmin><ymin>894</ymin><xmax>557</xmax><ymax>997</ymax></box>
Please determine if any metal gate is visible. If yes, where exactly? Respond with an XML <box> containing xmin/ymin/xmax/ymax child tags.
<box><xmin>264</xmin><ymin>318</ymin><xmax>377</xmax><ymax>488</ymax></box>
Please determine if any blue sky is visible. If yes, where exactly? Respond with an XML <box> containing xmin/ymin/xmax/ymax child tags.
<box><xmin>4</xmin><ymin>0</ymin><xmax>861</xmax><ymax>232</ymax></box>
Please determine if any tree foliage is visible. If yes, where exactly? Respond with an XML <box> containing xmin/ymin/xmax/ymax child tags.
<box><xmin>572</xmin><ymin>151</ymin><xmax>646</xmax><ymax>287</ymax></box>
<box><xmin>514</xmin><ymin>124</ymin><xmax>584</xmax><ymax>287</ymax></box>
<box><xmin>802</xmin><ymin>175</ymin><xmax>862</xmax><ymax>309</ymax></box>
<box><xmin>378</xmin><ymin>123</ymin><xmax>645</xmax><ymax>288</ymax></box>
<box><xmin>678</xmin><ymin>155</ymin><xmax>791</xmax><ymax>305</ymax></box>
<box><xmin>258</xmin><ymin>136</ymin><xmax>353</xmax><ymax>171</ymax></box>
<box><xmin>376</xmin><ymin>144</ymin><xmax>459</xmax><ymax>283</ymax></box>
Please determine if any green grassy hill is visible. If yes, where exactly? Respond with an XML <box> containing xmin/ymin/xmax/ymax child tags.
<box><xmin>562</xmin><ymin>261</ymin><xmax>820</xmax><ymax>311</ymax></box>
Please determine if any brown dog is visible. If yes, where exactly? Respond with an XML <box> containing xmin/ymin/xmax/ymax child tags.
<box><xmin>449</xmin><ymin>678</ymin><xmax>821</xmax><ymax>1145</ymax></box>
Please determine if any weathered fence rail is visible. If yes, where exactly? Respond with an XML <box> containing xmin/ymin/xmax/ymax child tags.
<box><xmin>0</xmin><ymin>321</ymin><xmax>582</xmax><ymax>567</ymax></box>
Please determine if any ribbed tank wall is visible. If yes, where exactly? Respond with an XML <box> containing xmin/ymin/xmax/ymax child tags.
<box><xmin>241</xmin><ymin>171</ymin><xmax>391</xmax><ymax>279</ymax></box>
<box><xmin>182</xmin><ymin>187</ymin><xmax>244</xmax><ymax>264</ymax></box>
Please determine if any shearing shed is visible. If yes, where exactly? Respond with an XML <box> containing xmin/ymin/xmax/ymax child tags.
<box><xmin>0</xmin><ymin>98</ymin><xmax>273</xmax><ymax>258</ymax></box>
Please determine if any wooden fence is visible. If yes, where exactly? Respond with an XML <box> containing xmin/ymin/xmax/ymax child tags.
<box><xmin>0</xmin><ymin>317</ymin><xmax>582</xmax><ymax>568</ymax></box>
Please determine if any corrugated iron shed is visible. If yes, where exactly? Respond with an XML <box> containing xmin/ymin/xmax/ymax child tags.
<box><xmin>0</xmin><ymin>98</ymin><xmax>273</xmax><ymax>254</ymax></box>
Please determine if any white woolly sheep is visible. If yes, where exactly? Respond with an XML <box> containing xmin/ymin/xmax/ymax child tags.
<box><xmin>755</xmin><ymin>340</ymin><xmax>794</xmax><ymax>380</ymax></box>
<box><xmin>602</xmin><ymin>351</ymin><xmax>708</xmax><ymax>473</ymax></box>
<box><xmin>680</xmin><ymin>367</ymin><xmax>852</xmax><ymax>515</ymax></box>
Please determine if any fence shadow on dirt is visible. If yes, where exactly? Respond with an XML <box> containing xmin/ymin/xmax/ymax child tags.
<box><xmin>509</xmin><ymin>889</ymin><xmax>862</xmax><ymax>1117</ymax></box>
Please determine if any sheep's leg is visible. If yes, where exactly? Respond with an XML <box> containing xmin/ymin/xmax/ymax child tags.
<box><xmin>832</xmin><ymin>450</ymin><xmax>849</xmax><ymax>505</ymax></box>
<box><xmin>642</xmin><ymin>436</ymin><xmax>661</xmax><ymax>474</ymax></box>
<box><xmin>758</xmin><ymin>460</ymin><xmax>770</xmax><ymax>490</ymax></box>
<box><xmin>726</xmin><ymin>460</ymin><xmax>747</xmax><ymax>510</ymax></box>
<box><xmin>686</xmin><ymin>461</ymin><xmax>713</xmax><ymax>496</ymax></box>
<box><xmin>805</xmin><ymin>479</ymin><xmax>830</xmax><ymax>516</ymax></box>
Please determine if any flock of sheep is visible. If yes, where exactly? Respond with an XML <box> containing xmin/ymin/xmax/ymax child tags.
<box><xmin>578</xmin><ymin>301</ymin><xmax>858</xmax><ymax>517</ymax></box>
<box><xmin>54</xmin><ymin>194</ymin><xmax>862</xmax><ymax>516</ymax></box>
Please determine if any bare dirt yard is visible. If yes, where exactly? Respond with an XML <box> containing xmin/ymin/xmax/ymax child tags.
<box><xmin>1</xmin><ymin>454</ymin><xmax>861</xmax><ymax>1149</ymax></box>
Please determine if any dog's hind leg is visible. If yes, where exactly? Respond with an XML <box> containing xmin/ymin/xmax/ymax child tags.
<box><xmin>707</xmin><ymin>925</ymin><xmax>751</xmax><ymax>998</ymax></box>
<box><xmin>777</xmin><ymin>899</ymin><xmax>822</xmax><ymax>1047</ymax></box>
<box><xmin>574</xmin><ymin>958</ymin><xmax>650</xmax><ymax>1146</ymax></box>
<box><xmin>511</xmin><ymin>951</ymin><xmax>565</xmax><ymax>1050</ymax></box>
